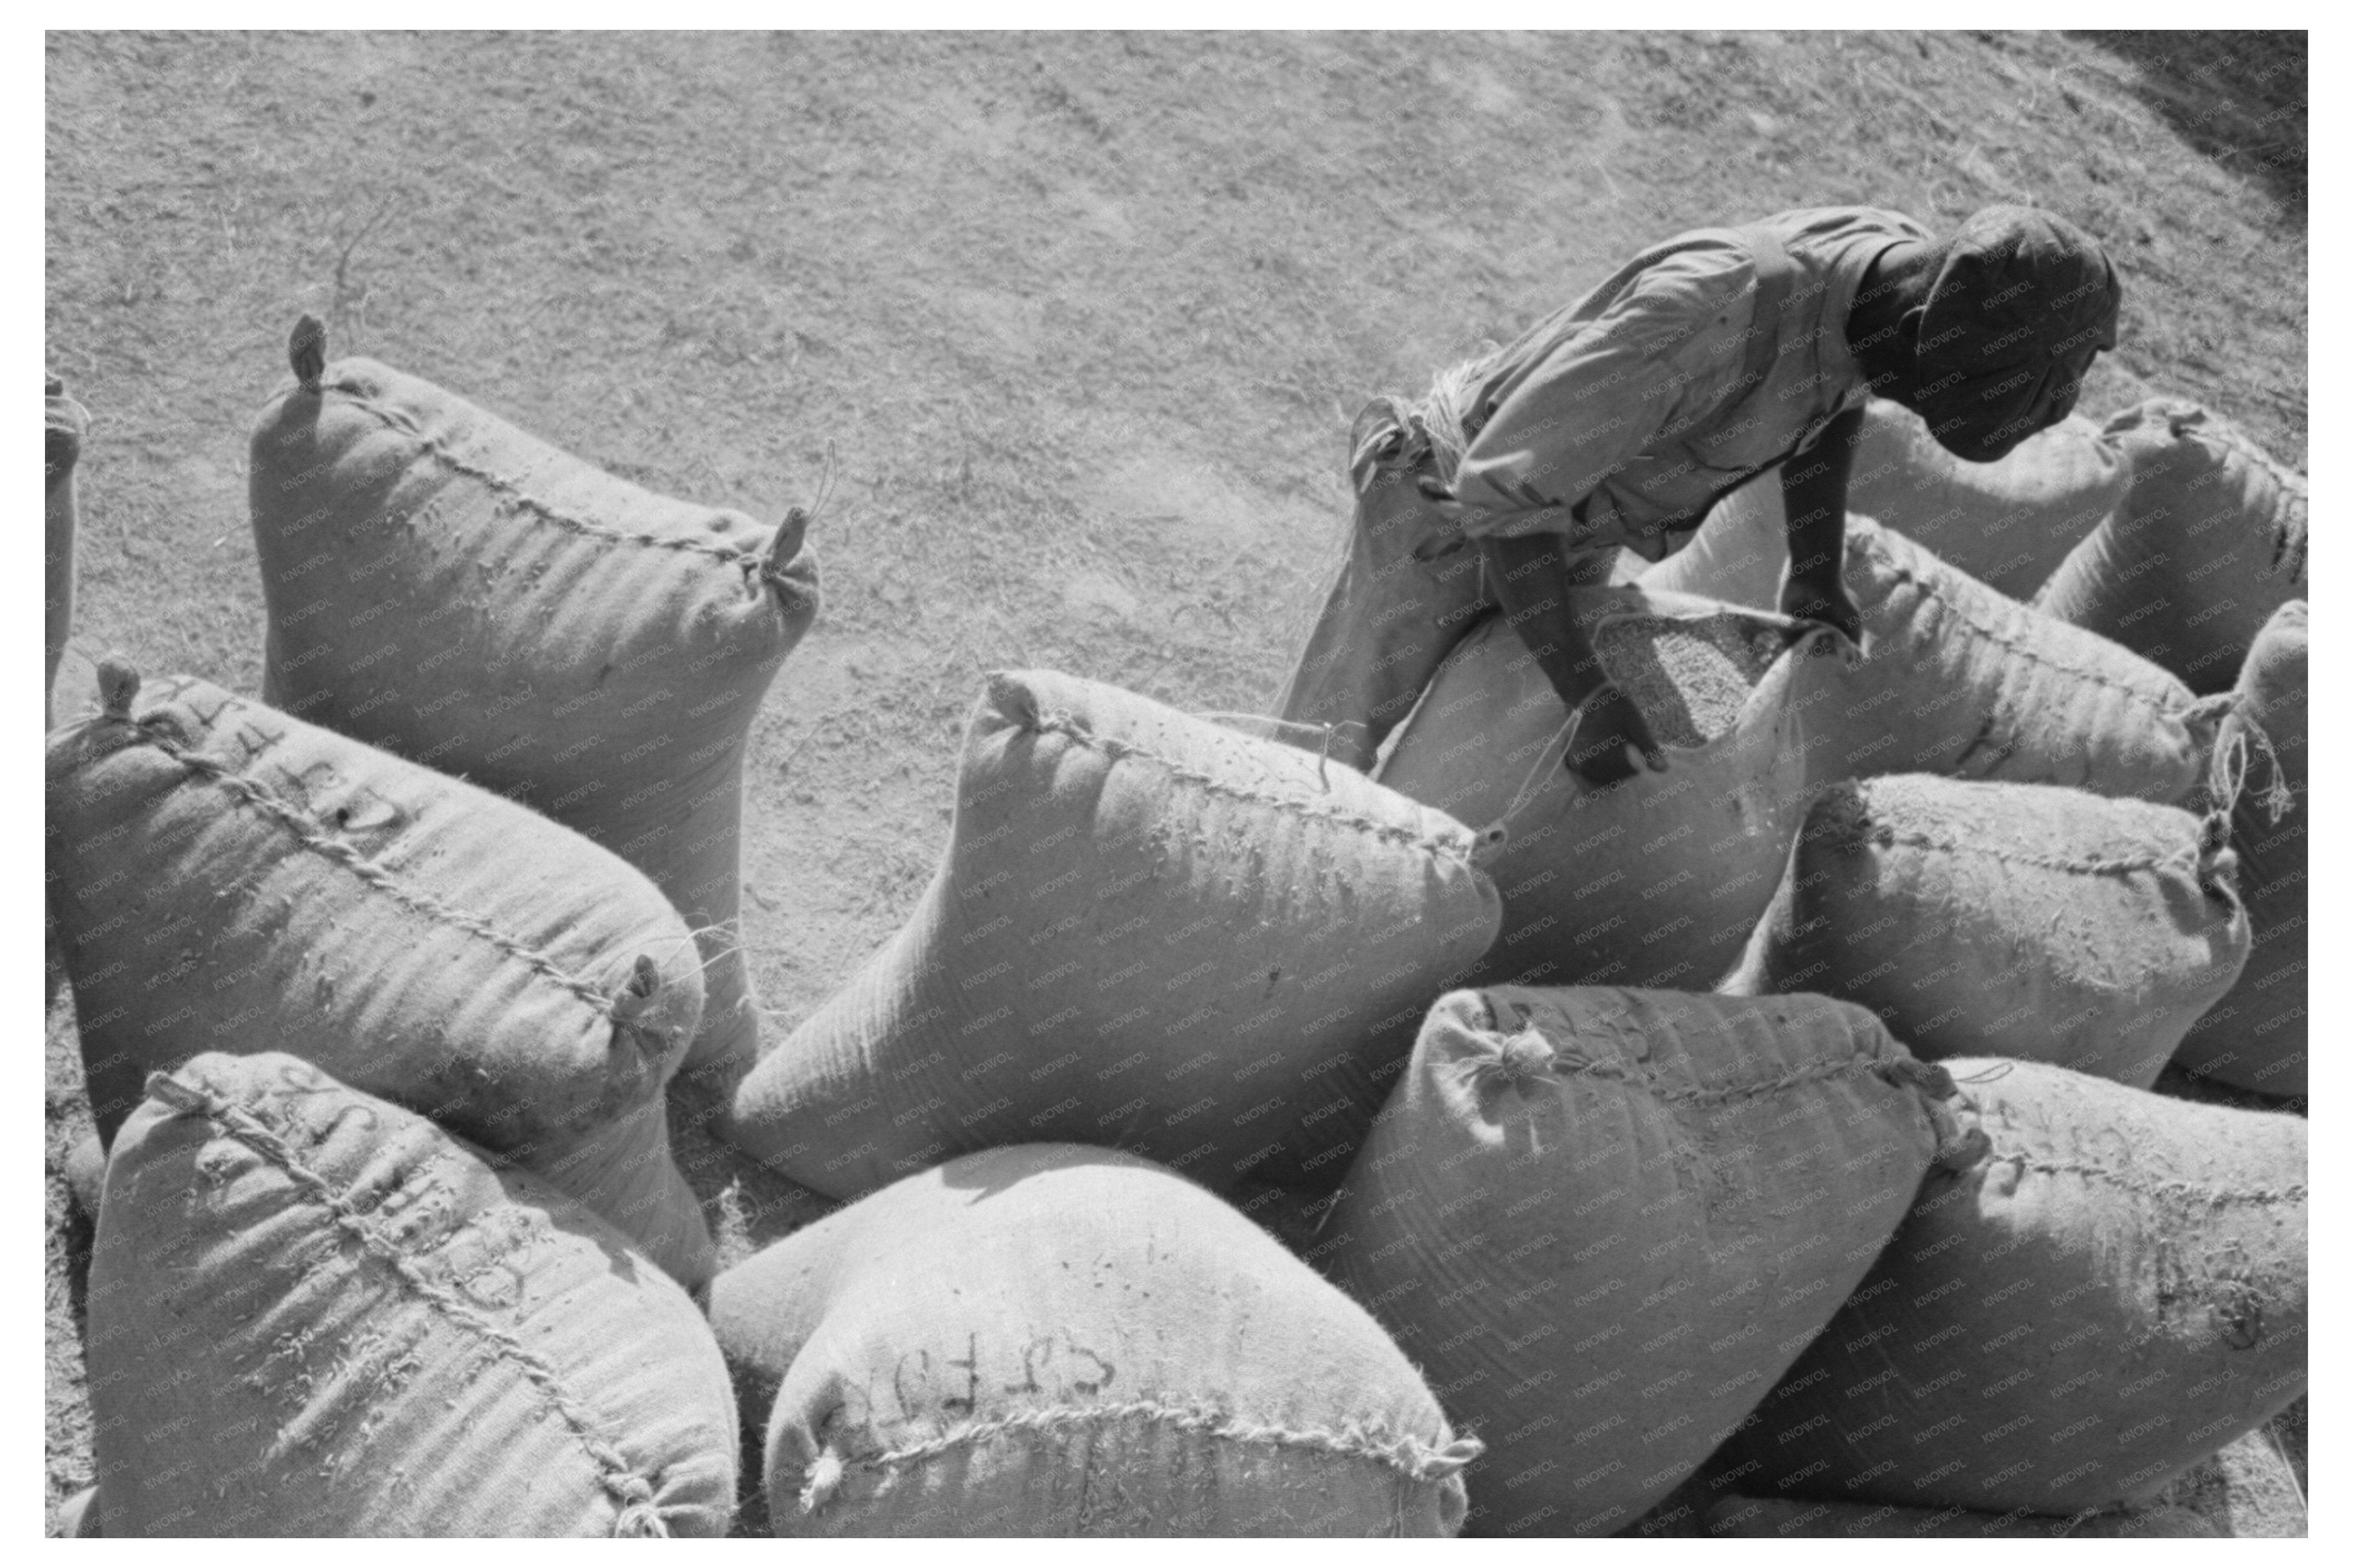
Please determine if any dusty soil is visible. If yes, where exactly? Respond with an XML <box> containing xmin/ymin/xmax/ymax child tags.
<box><xmin>44</xmin><ymin>29</ymin><xmax>2305</xmax><ymax>1534</ymax></box>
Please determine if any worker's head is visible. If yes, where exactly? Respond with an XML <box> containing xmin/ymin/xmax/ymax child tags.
<box><xmin>1900</xmin><ymin>205</ymin><xmax>2122</xmax><ymax>463</ymax></box>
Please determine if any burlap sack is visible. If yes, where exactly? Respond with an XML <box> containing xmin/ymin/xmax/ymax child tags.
<box><xmin>2034</xmin><ymin>399</ymin><xmax>2308</xmax><ymax>695</ymax></box>
<box><xmin>1376</xmin><ymin>587</ymin><xmax>1833</xmax><ymax>992</ymax></box>
<box><xmin>248</xmin><ymin>320</ymin><xmax>819</xmax><ymax>1085</ymax></box>
<box><xmin>1781</xmin><ymin>517</ymin><xmax>2226</xmax><ymax>801</ymax></box>
<box><xmin>47</xmin><ymin>664</ymin><xmax>713</xmax><ymax>1285</ymax></box>
<box><xmin>2173</xmin><ymin>601</ymin><xmax>2307</xmax><ymax>1096</ymax></box>
<box><xmin>1717</xmin><ymin>1057</ymin><xmax>2306</xmax><ymax>1516</ymax></box>
<box><xmin>86</xmin><ymin>1054</ymin><xmax>736</xmax><ymax>1536</ymax></box>
<box><xmin>730</xmin><ymin>669</ymin><xmax>1500</xmax><ymax>1199</ymax></box>
<box><xmin>1322</xmin><ymin>986</ymin><xmax>1980</xmax><ymax>1537</ymax></box>
<box><xmin>1724</xmin><ymin>775</ymin><xmax>2250</xmax><ymax>1087</ymax></box>
<box><xmin>709</xmin><ymin>1143</ymin><xmax>1478</xmax><ymax>1536</ymax></box>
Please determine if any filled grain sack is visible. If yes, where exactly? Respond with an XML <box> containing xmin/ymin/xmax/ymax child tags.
<box><xmin>730</xmin><ymin>669</ymin><xmax>1501</xmax><ymax>1200</ymax></box>
<box><xmin>1272</xmin><ymin>396</ymin><xmax>1492</xmax><ymax>774</ymax></box>
<box><xmin>2172</xmin><ymin>601</ymin><xmax>2307</xmax><ymax>1096</ymax></box>
<box><xmin>248</xmin><ymin>317</ymin><xmax>820</xmax><ymax>1086</ymax></box>
<box><xmin>46</xmin><ymin>663</ymin><xmax>714</xmax><ymax>1285</ymax></box>
<box><xmin>1722</xmin><ymin>775</ymin><xmax>2250</xmax><ymax>1087</ymax></box>
<box><xmin>1375</xmin><ymin>585</ymin><xmax>1833</xmax><ymax>992</ymax></box>
<box><xmin>1774</xmin><ymin>517</ymin><xmax>2225</xmax><ymax>801</ymax></box>
<box><xmin>709</xmin><ymin>1142</ymin><xmax>1477</xmax><ymax>1536</ymax></box>
<box><xmin>1645</xmin><ymin>401</ymin><xmax>2127</xmax><ymax>606</ymax></box>
<box><xmin>45</xmin><ymin>374</ymin><xmax>89</xmax><ymax>728</ymax></box>
<box><xmin>1321</xmin><ymin>986</ymin><xmax>1981</xmax><ymax>1538</ymax></box>
<box><xmin>2035</xmin><ymin>399</ymin><xmax>2309</xmax><ymax>695</ymax></box>
<box><xmin>85</xmin><ymin>1053</ymin><xmax>736</xmax><ymax>1536</ymax></box>
<box><xmin>1716</xmin><ymin>1057</ymin><xmax>2306</xmax><ymax>1515</ymax></box>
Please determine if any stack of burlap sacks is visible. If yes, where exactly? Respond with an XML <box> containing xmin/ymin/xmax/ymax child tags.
<box><xmin>45</xmin><ymin>331</ymin><xmax>2307</xmax><ymax>1538</ymax></box>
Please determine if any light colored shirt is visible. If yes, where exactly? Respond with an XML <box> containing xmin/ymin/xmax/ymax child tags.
<box><xmin>1449</xmin><ymin>207</ymin><xmax>1935</xmax><ymax>556</ymax></box>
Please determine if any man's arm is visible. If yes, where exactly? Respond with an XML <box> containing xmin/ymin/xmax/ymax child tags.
<box><xmin>1776</xmin><ymin>404</ymin><xmax>1866</xmax><ymax>648</ymax></box>
<box><xmin>1442</xmin><ymin>263</ymin><xmax>1726</xmax><ymax>530</ymax></box>
<box><xmin>1481</xmin><ymin>534</ymin><xmax>1662</xmax><ymax>787</ymax></box>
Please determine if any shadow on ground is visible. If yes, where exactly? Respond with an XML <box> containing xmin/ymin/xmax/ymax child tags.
<box><xmin>2074</xmin><ymin>30</ymin><xmax>2306</xmax><ymax>217</ymax></box>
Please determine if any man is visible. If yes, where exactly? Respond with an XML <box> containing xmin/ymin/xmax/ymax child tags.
<box><xmin>1414</xmin><ymin>204</ymin><xmax>2122</xmax><ymax>786</ymax></box>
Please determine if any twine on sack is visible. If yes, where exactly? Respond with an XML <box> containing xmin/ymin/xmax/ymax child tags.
<box><xmin>2200</xmin><ymin>690</ymin><xmax>2295</xmax><ymax>828</ymax></box>
<box><xmin>142</xmin><ymin>1069</ymin><xmax>678</xmax><ymax>1537</ymax></box>
<box><xmin>289</xmin><ymin>313</ymin><xmax>327</xmax><ymax>393</ymax></box>
<box><xmin>794</xmin><ymin>1402</ymin><xmax>1485</xmax><ymax>1516</ymax></box>
<box><xmin>1876</xmin><ymin>1054</ymin><xmax>1992</xmax><ymax>1172</ymax></box>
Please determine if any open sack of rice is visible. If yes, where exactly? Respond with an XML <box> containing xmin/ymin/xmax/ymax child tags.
<box><xmin>709</xmin><ymin>1142</ymin><xmax>1477</xmax><ymax>1536</ymax></box>
<box><xmin>729</xmin><ymin>669</ymin><xmax>1500</xmax><ymax>1200</ymax></box>
<box><xmin>84</xmin><ymin>1053</ymin><xmax>736</xmax><ymax>1536</ymax></box>
<box><xmin>248</xmin><ymin>317</ymin><xmax>820</xmax><ymax>1086</ymax></box>
<box><xmin>1319</xmin><ymin>986</ymin><xmax>1982</xmax><ymax>1537</ymax></box>
<box><xmin>1722</xmin><ymin>774</ymin><xmax>2250</xmax><ymax>1087</ymax></box>
<box><xmin>1375</xmin><ymin>586</ymin><xmax>1832</xmax><ymax>993</ymax></box>
<box><xmin>46</xmin><ymin>663</ymin><xmax>716</xmax><ymax>1285</ymax></box>
<box><xmin>1713</xmin><ymin>1057</ymin><xmax>2306</xmax><ymax>1516</ymax></box>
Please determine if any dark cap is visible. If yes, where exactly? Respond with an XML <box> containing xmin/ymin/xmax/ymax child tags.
<box><xmin>1912</xmin><ymin>205</ymin><xmax>2122</xmax><ymax>460</ymax></box>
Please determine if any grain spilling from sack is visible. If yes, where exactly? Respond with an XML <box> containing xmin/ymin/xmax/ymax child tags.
<box><xmin>2172</xmin><ymin>600</ymin><xmax>2307</xmax><ymax>1096</ymax></box>
<box><xmin>248</xmin><ymin>318</ymin><xmax>820</xmax><ymax>1086</ymax></box>
<box><xmin>86</xmin><ymin>1054</ymin><xmax>736</xmax><ymax>1536</ymax></box>
<box><xmin>1646</xmin><ymin>402</ymin><xmax>2127</xmax><ymax>607</ymax></box>
<box><xmin>1273</xmin><ymin>396</ymin><xmax>1492</xmax><ymax>773</ymax></box>
<box><xmin>2034</xmin><ymin>399</ymin><xmax>2308</xmax><ymax>695</ymax></box>
<box><xmin>1376</xmin><ymin>587</ymin><xmax>1830</xmax><ymax>992</ymax></box>
<box><xmin>46</xmin><ymin>664</ymin><xmax>715</xmax><ymax>1285</ymax></box>
<box><xmin>1321</xmin><ymin>986</ymin><xmax>1980</xmax><ymax>1538</ymax></box>
<box><xmin>1783</xmin><ymin>517</ymin><xmax>2225</xmax><ymax>802</ymax></box>
<box><xmin>45</xmin><ymin>375</ymin><xmax>89</xmax><ymax>729</ymax></box>
<box><xmin>1722</xmin><ymin>775</ymin><xmax>2250</xmax><ymax>1087</ymax></box>
<box><xmin>1716</xmin><ymin>1057</ymin><xmax>2306</xmax><ymax>1515</ymax></box>
<box><xmin>709</xmin><ymin>1142</ymin><xmax>1478</xmax><ymax>1536</ymax></box>
<box><xmin>730</xmin><ymin>669</ymin><xmax>1500</xmax><ymax>1200</ymax></box>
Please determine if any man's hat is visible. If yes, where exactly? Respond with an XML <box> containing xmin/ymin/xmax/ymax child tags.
<box><xmin>1918</xmin><ymin>205</ymin><xmax>2122</xmax><ymax>379</ymax></box>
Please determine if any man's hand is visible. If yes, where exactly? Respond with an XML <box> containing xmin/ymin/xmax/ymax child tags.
<box><xmin>1565</xmin><ymin>682</ymin><xmax>1665</xmax><ymax>788</ymax></box>
<box><xmin>1779</xmin><ymin>575</ymin><xmax>1865</xmax><ymax>654</ymax></box>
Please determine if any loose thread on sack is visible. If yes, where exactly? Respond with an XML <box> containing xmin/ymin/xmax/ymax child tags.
<box><xmin>2204</xmin><ymin>693</ymin><xmax>2293</xmax><ymax>830</ymax></box>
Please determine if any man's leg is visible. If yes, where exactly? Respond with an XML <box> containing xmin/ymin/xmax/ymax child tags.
<box><xmin>1478</xmin><ymin>534</ymin><xmax>1661</xmax><ymax>785</ymax></box>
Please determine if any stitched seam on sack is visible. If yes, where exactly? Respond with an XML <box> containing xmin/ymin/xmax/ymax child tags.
<box><xmin>1854</xmin><ymin>828</ymin><xmax>2200</xmax><ymax>880</ymax></box>
<box><xmin>129</xmin><ymin>720</ymin><xmax>617</xmax><ymax>1013</ymax></box>
<box><xmin>329</xmin><ymin>388</ymin><xmax>758</xmax><ymax>571</ymax></box>
<box><xmin>1994</xmin><ymin>1153</ymin><xmax>2305</xmax><ymax>1208</ymax></box>
<box><xmin>1869</xmin><ymin>539</ymin><xmax>2179</xmax><ymax>716</ymax></box>
<box><xmin>1550</xmin><ymin>1050</ymin><xmax>1895</xmax><ymax>1108</ymax></box>
<box><xmin>148</xmin><ymin>1073</ymin><xmax>670</xmax><ymax>1529</ymax></box>
<box><xmin>835</xmin><ymin>1401</ymin><xmax>1481</xmax><ymax>1487</ymax></box>
<box><xmin>1024</xmin><ymin>709</ymin><xmax>1478</xmax><ymax>862</ymax></box>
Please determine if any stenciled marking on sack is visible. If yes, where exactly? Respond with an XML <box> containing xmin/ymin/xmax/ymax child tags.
<box><xmin>875</xmin><ymin>1330</ymin><xmax>1121</xmax><ymax>1431</ymax></box>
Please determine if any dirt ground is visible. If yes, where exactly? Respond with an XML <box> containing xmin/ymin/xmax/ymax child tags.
<box><xmin>43</xmin><ymin>30</ymin><xmax>2306</xmax><ymax>1533</ymax></box>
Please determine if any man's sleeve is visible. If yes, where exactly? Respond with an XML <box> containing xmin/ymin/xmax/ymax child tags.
<box><xmin>1449</xmin><ymin>255</ymin><xmax>1745</xmax><ymax>523</ymax></box>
